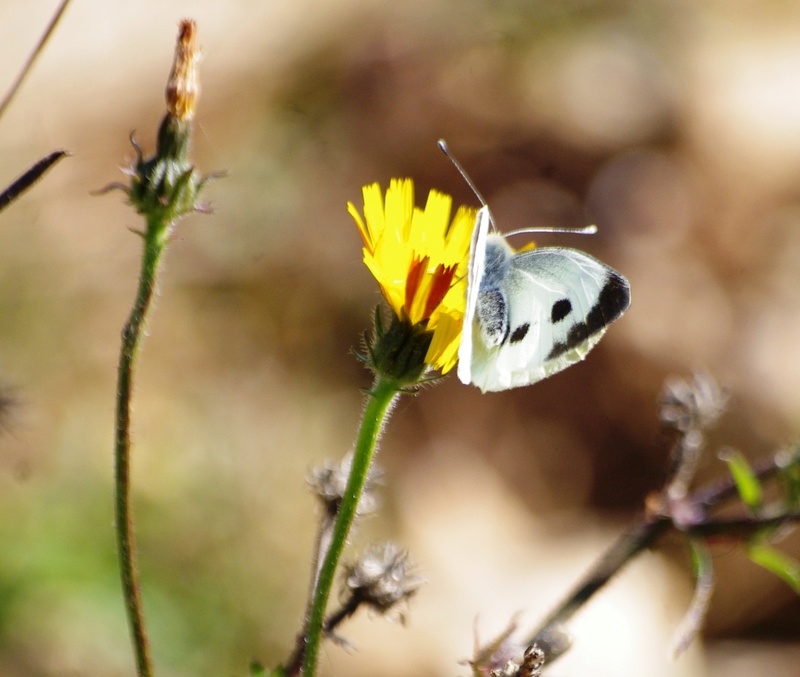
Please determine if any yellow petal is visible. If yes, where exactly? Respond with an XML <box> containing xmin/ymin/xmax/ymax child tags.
<box><xmin>349</xmin><ymin>178</ymin><xmax>477</xmax><ymax>372</ymax></box>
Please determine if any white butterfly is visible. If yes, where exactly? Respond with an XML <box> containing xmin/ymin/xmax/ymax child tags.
<box><xmin>457</xmin><ymin>205</ymin><xmax>631</xmax><ymax>392</ymax></box>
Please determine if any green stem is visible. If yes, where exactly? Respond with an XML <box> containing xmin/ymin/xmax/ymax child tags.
<box><xmin>300</xmin><ymin>376</ymin><xmax>399</xmax><ymax>676</ymax></box>
<box><xmin>114</xmin><ymin>216</ymin><xmax>169</xmax><ymax>677</ymax></box>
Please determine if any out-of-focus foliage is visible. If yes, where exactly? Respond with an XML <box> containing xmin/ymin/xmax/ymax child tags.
<box><xmin>0</xmin><ymin>1</ymin><xmax>798</xmax><ymax>675</ymax></box>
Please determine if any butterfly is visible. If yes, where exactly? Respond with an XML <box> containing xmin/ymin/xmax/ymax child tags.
<box><xmin>456</xmin><ymin>204</ymin><xmax>631</xmax><ymax>392</ymax></box>
<box><xmin>436</xmin><ymin>140</ymin><xmax>631</xmax><ymax>392</ymax></box>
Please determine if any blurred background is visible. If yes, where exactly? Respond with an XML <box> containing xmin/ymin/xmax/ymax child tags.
<box><xmin>0</xmin><ymin>0</ymin><xmax>799</xmax><ymax>675</ymax></box>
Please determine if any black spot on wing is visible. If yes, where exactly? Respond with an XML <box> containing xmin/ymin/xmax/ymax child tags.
<box><xmin>509</xmin><ymin>323</ymin><xmax>530</xmax><ymax>344</ymax></box>
<box><xmin>551</xmin><ymin>298</ymin><xmax>572</xmax><ymax>323</ymax></box>
<box><xmin>548</xmin><ymin>321</ymin><xmax>589</xmax><ymax>360</ymax></box>
<box><xmin>586</xmin><ymin>271</ymin><xmax>630</xmax><ymax>333</ymax></box>
<box><xmin>546</xmin><ymin>272</ymin><xmax>630</xmax><ymax>360</ymax></box>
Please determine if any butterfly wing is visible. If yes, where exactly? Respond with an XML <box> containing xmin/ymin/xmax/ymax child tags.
<box><xmin>457</xmin><ymin>206</ymin><xmax>491</xmax><ymax>386</ymax></box>
<box><xmin>466</xmin><ymin>247</ymin><xmax>630</xmax><ymax>392</ymax></box>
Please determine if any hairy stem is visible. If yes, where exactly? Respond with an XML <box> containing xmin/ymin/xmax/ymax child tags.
<box><xmin>115</xmin><ymin>218</ymin><xmax>168</xmax><ymax>677</ymax></box>
<box><xmin>299</xmin><ymin>376</ymin><xmax>399</xmax><ymax>677</ymax></box>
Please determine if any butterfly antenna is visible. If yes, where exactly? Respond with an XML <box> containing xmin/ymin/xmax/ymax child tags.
<box><xmin>505</xmin><ymin>224</ymin><xmax>598</xmax><ymax>237</ymax></box>
<box><xmin>438</xmin><ymin>140</ymin><xmax>596</xmax><ymax>237</ymax></box>
<box><xmin>437</xmin><ymin>139</ymin><xmax>488</xmax><ymax>208</ymax></box>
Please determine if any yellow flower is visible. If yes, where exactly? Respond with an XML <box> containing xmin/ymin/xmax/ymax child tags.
<box><xmin>348</xmin><ymin>179</ymin><xmax>476</xmax><ymax>374</ymax></box>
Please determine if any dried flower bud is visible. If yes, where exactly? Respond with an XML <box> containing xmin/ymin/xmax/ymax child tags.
<box><xmin>661</xmin><ymin>371</ymin><xmax>728</xmax><ymax>499</ymax></box>
<box><xmin>341</xmin><ymin>543</ymin><xmax>423</xmax><ymax>620</ymax></box>
<box><xmin>489</xmin><ymin>660</ymin><xmax>522</xmax><ymax>677</ymax></box>
<box><xmin>484</xmin><ymin>644</ymin><xmax>544</xmax><ymax>677</ymax></box>
<box><xmin>518</xmin><ymin>645</ymin><xmax>545</xmax><ymax>677</ymax></box>
<box><xmin>307</xmin><ymin>453</ymin><xmax>381</xmax><ymax>517</ymax></box>
<box><xmin>166</xmin><ymin>19</ymin><xmax>199</xmax><ymax>121</ymax></box>
<box><xmin>120</xmin><ymin>19</ymin><xmax>212</xmax><ymax>226</ymax></box>
<box><xmin>660</xmin><ymin>370</ymin><xmax>728</xmax><ymax>434</ymax></box>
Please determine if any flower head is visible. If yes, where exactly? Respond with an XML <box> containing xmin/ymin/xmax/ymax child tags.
<box><xmin>121</xmin><ymin>20</ymin><xmax>212</xmax><ymax>231</ymax></box>
<box><xmin>348</xmin><ymin>179</ymin><xmax>476</xmax><ymax>376</ymax></box>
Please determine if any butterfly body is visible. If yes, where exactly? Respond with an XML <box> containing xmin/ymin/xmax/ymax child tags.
<box><xmin>458</xmin><ymin>206</ymin><xmax>630</xmax><ymax>392</ymax></box>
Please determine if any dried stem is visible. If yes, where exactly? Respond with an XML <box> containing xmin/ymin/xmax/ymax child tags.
<box><xmin>528</xmin><ymin>513</ymin><xmax>671</xmax><ymax>650</ymax></box>
<box><xmin>528</xmin><ymin>449</ymin><xmax>798</xmax><ymax>656</ymax></box>
<box><xmin>0</xmin><ymin>0</ymin><xmax>73</xmax><ymax>119</ymax></box>
<box><xmin>0</xmin><ymin>150</ymin><xmax>68</xmax><ymax>213</ymax></box>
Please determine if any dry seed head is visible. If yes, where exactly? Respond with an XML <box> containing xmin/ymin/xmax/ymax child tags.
<box><xmin>342</xmin><ymin>543</ymin><xmax>423</xmax><ymax>618</ymax></box>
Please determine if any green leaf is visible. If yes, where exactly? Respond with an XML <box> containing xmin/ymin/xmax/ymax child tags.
<box><xmin>747</xmin><ymin>542</ymin><xmax>800</xmax><ymax>592</ymax></box>
<box><xmin>720</xmin><ymin>448</ymin><xmax>763</xmax><ymax>511</ymax></box>
<box><xmin>778</xmin><ymin>447</ymin><xmax>800</xmax><ymax>510</ymax></box>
